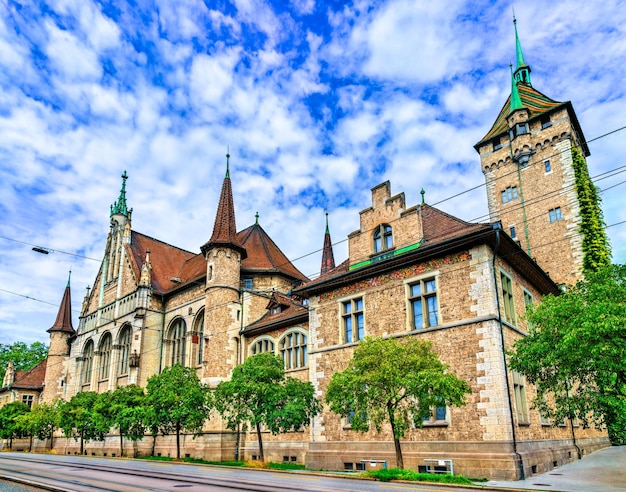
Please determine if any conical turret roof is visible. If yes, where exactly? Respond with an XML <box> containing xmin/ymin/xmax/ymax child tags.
<box><xmin>47</xmin><ymin>275</ymin><xmax>75</xmax><ymax>334</ymax></box>
<box><xmin>320</xmin><ymin>212</ymin><xmax>335</xmax><ymax>276</ymax></box>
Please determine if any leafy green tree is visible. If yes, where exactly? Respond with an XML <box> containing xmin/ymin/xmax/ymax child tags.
<box><xmin>326</xmin><ymin>337</ymin><xmax>471</xmax><ymax>469</ymax></box>
<box><xmin>509</xmin><ymin>264</ymin><xmax>626</xmax><ymax>444</ymax></box>
<box><xmin>0</xmin><ymin>341</ymin><xmax>48</xmax><ymax>382</ymax></box>
<box><xmin>0</xmin><ymin>401</ymin><xmax>31</xmax><ymax>450</ymax></box>
<box><xmin>145</xmin><ymin>365</ymin><xmax>208</xmax><ymax>460</ymax></box>
<box><xmin>214</xmin><ymin>353</ymin><xmax>321</xmax><ymax>463</ymax></box>
<box><xmin>15</xmin><ymin>401</ymin><xmax>59</xmax><ymax>451</ymax></box>
<box><xmin>58</xmin><ymin>391</ymin><xmax>104</xmax><ymax>454</ymax></box>
<box><xmin>94</xmin><ymin>385</ymin><xmax>146</xmax><ymax>457</ymax></box>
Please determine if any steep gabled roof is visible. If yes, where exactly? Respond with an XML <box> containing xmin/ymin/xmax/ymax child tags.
<box><xmin>421</xmin><ymin>204</ymin><xmax>486</xmax><ymax>244</ymax></box>
<box><xmin>1</xmin><ymin>359</ymin><xmax>47</xmax><ymax>391</ymax></box>
<box><xmin>128</xmin><ymin>231</ymin><xmax>197</xmax><ymax>294</ymax></box>
<box><xmin>237</xmin><ymin>223</ymin><xmax>308</xmax><ymax>283</ymax></box>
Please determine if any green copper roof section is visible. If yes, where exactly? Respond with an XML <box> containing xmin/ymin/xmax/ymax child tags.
<box><xmin>110</xmin><ymin>171</ymin><xmax>129</xmax><ymax>217</ymax></box>
<box><xmin>225</xmin><ymin>148</ymin><xmax>230</xmax><ymax>179</ymax></box>
<box><xmin>510</xmin><ymin>64</ymin><xmax>524</xmax><ymax>113</ymax></box>
<box><xmin>325</xmin><ymin>211</ymin><xmax>330</xmax><ymax>234</ymax></box>
<box><xmin>513</xmin><ymin>16</ymin><xmax>532</xmax><ymax>86</ymax></box>
<box><xmin>349</xmin><ymin>239</ymin><xmax>424</xmax><ymax>271</ymax></box>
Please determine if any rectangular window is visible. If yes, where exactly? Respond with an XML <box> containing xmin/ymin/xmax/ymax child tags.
<box><xmin>493</xmin><ymin>138</ymin><xmax>503</xmax><ymax>151</ymax></box>
<box><xmin>512</xmin><ymin>371</ymin><xmax>530</xmax><ymax>425</ymax></box>
<box><xmin>409</xmin><ymin>277</ymin><xmax>439</xmax><ymax>329</ymax></box>
<box><xmin>422</xmin><ymin>406</ymin><xmax>448</xmax><ymax>425</ymax></box>
<box><xmin>541</xmin><ymin>115</ymin><xmax>552</xmax><ymax>129</ymax></box>
<box><xmin>509</xmin><ymin>226</ymin><xmax>517</xmax><ymax>239</ymax></box>
<box><xmin>500</xmin><ymin>271</ymin><xmax>516</xmax><ymax>325</ymax></box>
<box><xmin>549</xmin><ymin>207</ymin><xmax>563</xmax><ymax>223</ymax></box>
<box><xmin>501</xmin><ymin>186</ymin><xmax>519</xmax><ymax>204</ymax></box>
<box><xmin>244</xmin><ymin>278</ymin><xmax>253</xmax><ymax>290</ymax></box>
<box><xmin>22</xmin><ymin>394</ymin><xmax>34</xmax><ymax>408</ymax></box>
<box><xmin>342</xmin><ymin>297</ymin><xmax>364</xmax><ymax>343</ymax></box>
<box><xmin>544</xmin><ymin>160</ymin><xmax>552</xmax><ymax>173</ymax></box>
<box><xmin>523</xmin><ymin>289</ymin><xmax>533</xmax><ymax>311</ymax></box>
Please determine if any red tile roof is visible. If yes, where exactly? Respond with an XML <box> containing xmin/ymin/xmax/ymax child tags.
<box><xmin>243</xmin><ymin>292</ymin><xmax>308</xmax><ymax>334</ymax></box>
<box><xmin>47</xmin><ymin>283</ymin><xmax>75</xmax><ymax>334</ymax></box>
<box><xmin>4</xmin><ymin>359</ymin><xmax>47</xmax><ymax>391</ymax></box>
<box><xmin>237</xmin><ymin>223</ymin><xmax>308</xmax><ymax>282</ymax></box>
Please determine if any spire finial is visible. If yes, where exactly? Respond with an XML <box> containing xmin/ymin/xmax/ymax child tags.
<box><xmin>67</xmin><ymin>269</ymin><xmax>71</xmax><ymax>287</ymax></box>
<box><xmin>111</xmin><ymin>171</ymin><xmax>129</xmax><ymax>217</ymax></box>
<box><xmin>255</xmin><ymin>211</ymin><xmax>259</xmax><ymax>224</ymax></box>
<box><xmin>325</xmin><ymin>211</ymin><xmax>330</xmax><ymax>234</ymax></box>
<box><xmin>320</xmin><ymin>211</ymin><xmax>335</xmax><ymax>276</ymax></box>
<box><xmin>420</xmin><ymin>188</ymin><xmax>425</xmax><ymax>205</ymax></box>
<box><xmin>226</xmin><ymin>146</ymin><xmax>230</xmax><ymax>179</ymax></box>
<box><xmin>512</xmin><ymin>15</ymin><xmax>532</xmax><ymax>86</ymax></box>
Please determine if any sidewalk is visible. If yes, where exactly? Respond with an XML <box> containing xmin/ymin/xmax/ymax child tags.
<box><xmin>483</xmin><ymin>445</ymin><xmax>626</xmax><ymax>492</ymax></box>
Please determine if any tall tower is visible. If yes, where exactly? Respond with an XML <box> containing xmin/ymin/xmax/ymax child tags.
<box><xmin>474</xmin><ymin>17</ymin><xmax>590</xmax><ymax>286</ymax></box>
<box><xmin>201</xmin><ymin>153</ymin><xmax>247</xmax><ymax>383</ymax></box>
<box><xmin>42</xmin><ymin>274</ymin><xmax>76</xmax><ymax>403</ymax></box>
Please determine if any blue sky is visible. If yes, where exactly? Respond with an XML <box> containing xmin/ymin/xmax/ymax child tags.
<box><xmin>1</xmin><ymin>0</ymin><xmax>625</xmax><ymax>345</ymax></box>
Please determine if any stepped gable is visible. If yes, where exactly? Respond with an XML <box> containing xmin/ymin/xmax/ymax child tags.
<box><xmin>129</xmin><ymin>231</ymin><xmax>197</xmax><ymax>294</ymax></box>
<box><xmin>243</xmin><ymin>292</ymin><xmax>308</xmax><ymax>335</ymax></box>
<box><xmin>237</xmin><ymin>222</ymin><xmax>308</xmax><ymax>282</ymax></box>
<box><xmin>420</xmin><ymin>203</ymin><xmax>487</xmax><ymax>244</ymax></box>
<box><xmin>2</xmin><ymin>359</ymin><xmax>47</xmax><ymax>391</ymax></box>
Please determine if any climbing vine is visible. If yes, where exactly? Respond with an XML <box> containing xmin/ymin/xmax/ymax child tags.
<box><xmin>571</xmin><ymin>147</ymin><xmax>611</xmax><ymax>274</ymax></box>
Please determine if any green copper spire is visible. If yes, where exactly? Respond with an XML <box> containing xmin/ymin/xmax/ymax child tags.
<box><xmin>110</xmin><ymin>171</ymin><xmax>129</xmax><ymax>217</ymax></box>
<box><xmin>510</xmin><ymin>63</ymin><xmax>524</xmax><ymax>113</ymax></box>
<box><xmin>513</xmin><ymin>15</ymin><xmax>532</xmax><ymax>86</ymax></box>
<box><xmin>226</xmin><ymin>147</ymin><xmax>230</xmax><ymax>179</ymax></box>
<box><xmin>325</xmin><ymin>211</ymin><xmax>330</xmax><ymax>234</ymax></box>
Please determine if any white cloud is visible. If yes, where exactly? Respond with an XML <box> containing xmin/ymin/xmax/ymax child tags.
<box><xmin>45</xmin><ymin>21</ymin><xmax>102</xmax><ymax>80</ymax></box>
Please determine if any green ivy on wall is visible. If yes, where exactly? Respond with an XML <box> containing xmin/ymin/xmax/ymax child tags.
<box><xmin>571</xmin><ymin>147</ymin><xmax>611</xmax><ymax>274</ymax></box>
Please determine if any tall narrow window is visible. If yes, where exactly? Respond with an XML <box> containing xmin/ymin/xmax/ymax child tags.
<box><xmin>194</xmin><ymin>310</ymin><xmax>205</xmax><ymax>366</ymax></box>
<box><xmin>117</xmin><ymin>325</ymin><xmax>131</xmax><ymax>375</ymax></box>
<box><xmin>509</xmin><ymin>226</ymin><xmax>517</xmax><ymax>239</ymax></box>
<box><xmin>82</xmin><ymin>340</ymin><xmax>94</xmax><ymax>385</ymax></box>
<box><xmin>544</xmin><ymin>160</ymin><xmax>552</xmax><ymax>173</ymax></box>
<box><xmin>523</xmin><ymin>289</ymin><xmax>533</xmax><ymax>311</ymax></box>
<box><xmin>409</xmin><ymin>277</ymin><xmax>438</xmax><ymax>329</ymax></box>
<box><xmin>98</xmin><ymin>333</ymin><xmax>112</xmax><ymax>380</ymax></box>
<box><xmin>373</xmin><ymin>224</ymin><xmax>393</xmax><ymax>253</ymax></box>
<box><xmin>280</xmin><ymin>331</ymin><xmax>308</xmax><ymax>369</ymax></box>
<box><xmin>512</xmin><ymin>371</ymin><xmax>530</xmax><ymax>424</ymax></box>
<box><xmin>168</xmin><ymin>318</ymin><xmax>187</xmax><ymax>366</ymax></box>
<box><xmin>342</xmin><ymin>297</ymin><xmax>364</xmax><ymax>343</ymax></box>
<box><xmin>500</xmin><ymin>271</ymin><xmax>516</xmax><ymax>325</ymax></box>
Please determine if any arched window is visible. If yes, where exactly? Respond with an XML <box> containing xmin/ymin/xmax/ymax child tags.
<box><xmin>279</xmin><ymin>330</ymin><xmax>307</xmax><ymax>369</ymax></box>
<box><xmin>117</xmin><ymin>325</ymin><xmax>132</xmax><ymax>375</ymax></box>
<box><xmin>373</xmin><ymin>224</ymin><xmax>393</xmax><ymax>253</ymax></box>
<box><xmin>251</xmin><ymin>337</ymin><xmax>275</xmax><ymax>355</ymax></box>
<box><xmin>168</xmin><ymin>318</ymin><xmax>187</xmax><ymax>366</ymax></box>
<box><xmin>81</xmin><ymin>340</ymin><xmax>94</xmax><ymax>385</ymax></box>
<box><xmin>194</xmin><ymin>309</ymin><xmax>205</xmax><ymax>366</ymax></box>
<box><xmin>98</xmin><ymin>333</ymin><xmax>112</xmax><ymax>380</ymax></box>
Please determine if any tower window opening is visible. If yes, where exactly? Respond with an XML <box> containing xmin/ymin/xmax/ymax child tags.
<box><xmin>544</xmin><ymin>160</ymin><xmax>552</xmax><ymax>173</ymax></box>
<box><xmin>541</xmin><ymin>115</ymin><xmax>552</xmax><ymax>129</ymax></box>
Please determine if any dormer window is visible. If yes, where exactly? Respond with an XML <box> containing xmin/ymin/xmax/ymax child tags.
<box><xmin>373</xmin><ymin>224</ymin><xmax>393</xmax><ymax>253</ymax></box>
<box><xmin>493</xmin><ymin>138</ymin><xmax>503</xmax><ymax>151</ymax></box>
<box><xmin>271</xmin><ymin>306</ymin><xmax>282</xmax><ymax>315</ymax></box>
<box><xmin>540</xmin><ymin>115</ymin><xmax>552</xmax><ymax>129</ymax></box>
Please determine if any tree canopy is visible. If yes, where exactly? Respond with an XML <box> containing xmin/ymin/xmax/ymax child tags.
<box><xmin>145</xmin><ymin>364</ymin><xmax>208</xmax><ymax>460</ymax></box>
<box><xmin>214</xmin><ymin>352</ymin><xmax>321</xmax><ymax>462</ymax></box>
<box><xmin>509</xmin><ymin>264</ymin><xmax>626</xmax><ymax>444</ymax></box>
<box><xmin>15</xmin><ymin>401</ymin><xmax>59</xmax><ymax>449</ymax></box>
<box><xmin>325</xmin><ymin>337</ymin><xmax>471</xmax><ymax>469</ymax></box>
<box><xmin>58</xmin><ymin>391</ymin><xmax>104</xmax><ymax>454</ymax></box>
<box><xmin>0</xmin><ymin>401</ymin><xmax>30</xmax><ymax>450</ymax></box>
<box><xmin>0</xmin><ymin>341</ymin><xmax>48</xmax><ymax>382</ymax></box>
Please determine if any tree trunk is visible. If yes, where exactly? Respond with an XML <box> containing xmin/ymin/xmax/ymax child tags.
<box><xmin>9</xmin><ymin>436</ymin><xmax>12</xmax><ymax>451</ymax></box>
<box><xmin>80</xmin><ymin>430</ymin><xmax>84</xmax><ymax>455</ymax></box>
<box><xmin>119</xmin><ymin>432</ymin><xmax>124</xmax><ymax>457</ymax></box>
<box><xmin>387</xmin><ymin>404</ymin><xmax>404</xmax><ymax>469</ymax></box>
<box><xmin>28</xmin><ymin>435</ymin><xmax>33</xmax><ymax>452</ymax></box>
<box><xmin>255</xmin><ymin>422</ymin><xmax>264</xmax><ymax>463</ymax></box>
<box><xmin>176</xmin><ymin>422</ymin><xmax>181</xmax><ymax>460</ymax></box>
<box><xmin>151</xmin><ymin>432</ymin><xmax>157</xmax><ymax>456</ymax></box>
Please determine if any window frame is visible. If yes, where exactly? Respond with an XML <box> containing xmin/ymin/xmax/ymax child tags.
<box><xmin>512</xmin><ymin>370</ymin><xmax>530</xmax><ymax>425</ymax></box>
<box><xmin>544</xmin><ymin>160</ymin><xmax>552</xmax><ymax>173</ymax></box>
<box><xmin>549</xmin><ymin>207</ymin><xmax>563</xmax><ymax>223</ymax></box>
<box><xmin>341</xmin><ymin>297</ymin><xmax>364</xmax><ymax>344</ymax></box>
<box><xmin>250</xmin><ymin>336</ymin><xmax>275</xmax><ymax>356</ymax></box>
<box><xmin>499</xmin><ymin>270</ymin><xmax>516</xmax><ymax>325</ymax></box>
<box><xmin>406</xmin><ymin>275</ymin><xmax>439</xmax><ymax>330</ymax></box>
<box><xmin>81</xmin><ymin>340</ymin><xmax>94</xmax><ymax>385</ymax></box>
<box><xmin>117</xmin><ymin>324</ymin><xmax>132</xmax><ymax>375</ymax></box>
<box><xmin>372</xmin><ymin>224</ymin><xmax>393</xmax><ymax>254</ymax></box>
<box><xmin>421</xmin><ymin>406</ymin><xmax>449</xmax><ymax>427</ymax></box>
<box><xmin>167</xmin><ymin>317</ymin><xmax>187</xmax><ymax>367</ymax></box>
<box><xmin>278</xmin><ymin>329</ymin><xmax>308</xmax><ymax>370</ymax></box>
<box><xmin>193</xmin><ymin>309</ymin><xmax>205</xmax><ymax>367</ymax></box>
<box><xmin>501</xmin><ymin>186</ymin><xmax>519</xmax><ymax>204</ymax></box>
<box><xmin>98</xmin><ymin>332</ymin><xmax>112</xmax><ymax>381</ymax></box>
